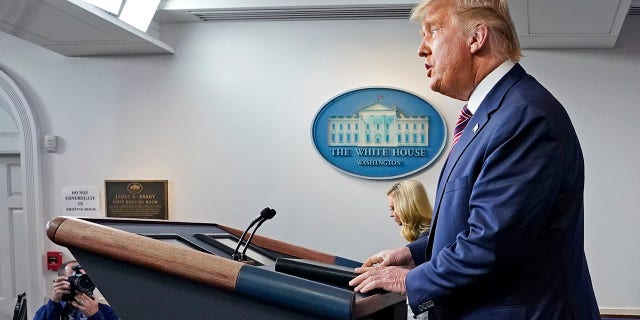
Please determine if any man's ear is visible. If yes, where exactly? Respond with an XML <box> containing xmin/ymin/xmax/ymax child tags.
<box><xmin>468</xmin><ymin>24</ymin><xmax>489</xmax><ymax>54</ymax></box>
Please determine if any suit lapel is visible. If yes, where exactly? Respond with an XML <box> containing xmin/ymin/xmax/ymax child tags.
<box><xmin>425</xmin><ymin>64</ymin><xmax>527</xmax><ymax>260</ymax></box>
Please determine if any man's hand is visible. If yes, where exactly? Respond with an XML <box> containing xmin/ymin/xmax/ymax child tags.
<box><xmin>51</xmin><ymin>276</ymin><xmax>70</xmax><ymax>303</ymax></box>
<box><xmin>349</xmin><ymin>265</ymin><xmax>409</xmax><ymax>294</ymax></box>
<box><xmin>71</xmin><ymin>293</ymin><xmax>99</xmax><ymax>317</ymax></box>
<box><xmin>361</xmin><ymin>246</ymin><xmax>415</xmax><ymax>269</ymax></box>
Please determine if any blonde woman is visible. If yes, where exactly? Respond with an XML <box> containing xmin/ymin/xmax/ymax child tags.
<box><xmin>387</xmin><ymin>180</ymin><xmax>432</xmax><ymax>242</ymax></box>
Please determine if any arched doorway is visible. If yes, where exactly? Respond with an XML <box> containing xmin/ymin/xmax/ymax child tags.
<box><xmin>0</xmin><ymin>67</ymin><xmax>46</xmax><ymax>318</ymax></box>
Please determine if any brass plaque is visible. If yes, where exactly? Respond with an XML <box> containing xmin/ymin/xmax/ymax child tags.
<box><xmin>105</xmin><ymin>180</ymin><xmax>168</xmax><ymax>220</ymax></box>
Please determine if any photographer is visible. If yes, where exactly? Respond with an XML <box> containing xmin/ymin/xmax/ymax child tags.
<box><xmin>34</xmin><ymin>260</ymin><xmax>119</xmax><ymax>320</ymax></box>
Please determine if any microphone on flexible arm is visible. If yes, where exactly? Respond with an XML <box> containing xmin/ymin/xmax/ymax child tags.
<box><xmin>239</xmin><ymin>207</ymin><xmax>276</xmax><ymax>261</ymax></box>
<box><xmin>231</xmin><ymin>207</ymin><xmax>276</xmax><ymax>261</ymax></box>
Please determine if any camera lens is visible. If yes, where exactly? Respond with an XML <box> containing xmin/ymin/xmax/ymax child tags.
<box><xmin>75</xmin><ymin>274</ymin><xmax>96</xmax><ymax>293</ymax></box>
<box><xmin>62</xmin><ymin>272</ymin><xmax>96</xmax><ymax>301</ymax></box>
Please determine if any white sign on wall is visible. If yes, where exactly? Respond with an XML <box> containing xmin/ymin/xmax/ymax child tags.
<box><xmin>62</xmin><ymin>186</ymin><xmax>100</xmax><ymax>214</ymax></box>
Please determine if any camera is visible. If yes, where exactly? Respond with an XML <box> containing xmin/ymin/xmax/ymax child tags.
<box><xmin>62</xmin><ymin>265</ymin><xmax>96</xmax><ymax>301</ymax></box>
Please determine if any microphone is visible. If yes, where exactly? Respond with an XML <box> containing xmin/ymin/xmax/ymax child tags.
<box><xmin>231</xmin><ymin>207</ymin><xmax>276</xmax><ymax>261</ymax></box>
<box><xmin>239</xmin><ymin>208</ymin><xmax>276</xmax><ymax>261</ymax></box>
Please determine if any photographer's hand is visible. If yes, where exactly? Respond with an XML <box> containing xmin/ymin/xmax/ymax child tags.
<box><xmin>71</xmin><ymin>293</ymin><xmax>99</xmax><ymax>317</ymax></box>
<box><xmin>51</xmin><ymin>276</ymin><xmax>70</xmax><ymax>303</ymax></box>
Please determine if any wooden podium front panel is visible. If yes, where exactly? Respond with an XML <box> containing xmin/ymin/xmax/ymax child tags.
<box><xmin>72</xmin><ymin>248</ymin><xmax>330</xmax><ymax>320</ymax></box>
<box><xmin>47</xmin><ymin>217</ymin><xmax>407</xmax><ymax>320</ymax></box>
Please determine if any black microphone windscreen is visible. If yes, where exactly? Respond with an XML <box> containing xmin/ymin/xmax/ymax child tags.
<box><xmin>260</xmin><ymin>207</ymin><xmax>277</xmax><ymax>220</ymax></box>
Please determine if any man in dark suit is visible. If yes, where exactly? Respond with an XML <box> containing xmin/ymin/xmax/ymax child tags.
<box><xmin>349</xmin><ymin>0</ymin><xmax>600</xmax><ymax>319</ymax></box>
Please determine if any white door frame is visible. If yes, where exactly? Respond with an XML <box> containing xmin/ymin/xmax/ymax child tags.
<box><xmin>0</xmin><ymin>67</ymin><xmax>46</xmax><ymax>317</ymax></box>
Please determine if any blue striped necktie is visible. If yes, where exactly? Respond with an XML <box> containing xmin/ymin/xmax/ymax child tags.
<box><xmin>452</xmin><ymin>104</ymin><xmax>473</xmax><ymax>148</ymax></box>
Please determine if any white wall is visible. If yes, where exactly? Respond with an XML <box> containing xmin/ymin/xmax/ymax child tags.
<box><xmin>0</xmin><ymin>15</ymin><xmax>638</xmax><ymax>310</ymax></box>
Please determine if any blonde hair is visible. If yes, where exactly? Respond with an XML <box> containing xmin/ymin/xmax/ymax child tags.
<box><xmin>410</xmin><ymin>0</ymin><xmax>522</xmax><ymax>62</ymax></box>
<box><xmin>387</xmin><ymin>180</ymin><xmax>433</xmax><ymax>242</ymax></box>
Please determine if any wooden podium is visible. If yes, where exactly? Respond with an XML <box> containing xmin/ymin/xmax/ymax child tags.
<box><xmin>46</xmin><ymin>217</ymin><xmax>407</xmax><ymax>320</ymax></box>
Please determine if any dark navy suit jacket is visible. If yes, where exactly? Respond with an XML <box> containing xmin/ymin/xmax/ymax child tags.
<box><xmin>406</xmin><ymin>64</ymin><xmax>599</xmax><ymax>320</ymax></box>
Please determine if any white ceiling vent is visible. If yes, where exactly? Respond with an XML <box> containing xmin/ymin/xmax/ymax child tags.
<box><xmin>189</xmin><ymin>5</ymin><xmax>414</xmax><ymax>22</ymax></box>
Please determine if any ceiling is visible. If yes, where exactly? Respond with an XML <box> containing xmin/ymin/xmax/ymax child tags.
<box><xmin>0</xmin><ymin>0</ymin><xmax>637</xmax><ymax>57</ymax></box>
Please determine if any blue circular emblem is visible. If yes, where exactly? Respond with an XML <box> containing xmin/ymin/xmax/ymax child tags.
<box><xmin>311</xmin><ymin>87</ymin><xmax>447</xmax><ymax>180</ymax></box>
